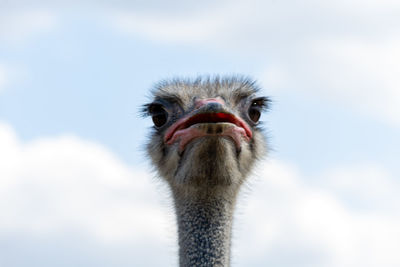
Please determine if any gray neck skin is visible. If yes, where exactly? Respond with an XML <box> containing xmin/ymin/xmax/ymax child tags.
<box><xmin>173</xmin><ymin>191</ymin><xmax>235</xmax><ymax>267</ymax></box>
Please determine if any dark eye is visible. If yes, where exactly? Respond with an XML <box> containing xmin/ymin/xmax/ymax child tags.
<box><xmin>248</xmin><ymin>98</ymin><xmax>267</xmax><ymax>123</ymax></box>
<box><xmin>248</xmin><ymin>106</ymin><xmax>261</xmax><ymax>123</ymax></box>
<box><xmin>149</xmin><ymin>104</ymin><xmax>168</xmax><ymax>127</ymax></box>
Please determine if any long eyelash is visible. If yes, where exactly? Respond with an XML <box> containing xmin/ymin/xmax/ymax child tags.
<box><xmin>140</xmin><ymin>103</ymin><xmax>152</xmax><ymax>117</ymax></box>
<box><xmin>253</xmin><ymin>97</ymin><xmax>271</xmax><ymax>111</ymax></box>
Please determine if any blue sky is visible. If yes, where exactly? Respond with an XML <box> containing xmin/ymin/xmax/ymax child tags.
<box><xmin>1</xmin><ymin>2</ymin><xmax>399</xmax><ymax>267</ymax></box>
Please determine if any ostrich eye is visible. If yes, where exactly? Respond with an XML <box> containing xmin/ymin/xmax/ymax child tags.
<box><xmin>149</xmin><ymin>104</ymin><xmax>168</xmax><ymax>127</ymax></box>
<box><xmin>248</xmin><ymin>98</ymin><xmax>266</xmax><ymax>123</ymax></box>
<box><xmin>248</xmin><ymin>107</ymin><xmax>261</xmax><ymax>123</ymax></box>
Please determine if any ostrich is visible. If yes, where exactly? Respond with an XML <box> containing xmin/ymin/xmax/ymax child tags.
<box><xmin>143</xmin><ymin>76</ymin><xmax>268</xmax><ymax>267</ymax></box>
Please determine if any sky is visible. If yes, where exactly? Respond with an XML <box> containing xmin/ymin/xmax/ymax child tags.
<box><xmin>0</xmin><ymin>1</ymin><xmax>399</xmax><ymax>266</ymax></box>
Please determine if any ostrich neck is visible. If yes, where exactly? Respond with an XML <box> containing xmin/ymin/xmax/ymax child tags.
<box><xmin>173</xmin><ymin>190</ymin><xmax>236</xmax><ymax>267</ymax></box>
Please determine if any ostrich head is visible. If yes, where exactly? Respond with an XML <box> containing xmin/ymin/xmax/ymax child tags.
<box><xmin>144</xmin><ymin>76</ymin><xmax>268</xmax><ymax>195</ymax></box>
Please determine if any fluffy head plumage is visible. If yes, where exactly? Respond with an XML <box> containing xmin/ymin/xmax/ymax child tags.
<box><xmin>143</xmin><ymin>76</ymin><xmax>268</xmax><ymax>198</ymax></box>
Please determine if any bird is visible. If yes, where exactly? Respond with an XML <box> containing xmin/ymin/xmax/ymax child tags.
<box><xmin>142</xmin><ymin>76</ymin><xmax>269</xmax><ymax>267</ymax></box>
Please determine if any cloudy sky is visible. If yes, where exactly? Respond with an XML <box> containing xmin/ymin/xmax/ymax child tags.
<box><xmin>1</xmin><ymin>1</ymin><xmax>399</xmax><ymax>266</ymax></box>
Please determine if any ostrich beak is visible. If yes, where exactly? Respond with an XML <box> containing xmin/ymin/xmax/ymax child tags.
<box><xmin>164</xmin><ymin>100</ymin><xmax>252</xmax><ymax>151</ymax></box>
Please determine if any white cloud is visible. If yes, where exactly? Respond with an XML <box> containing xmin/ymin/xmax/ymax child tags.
<box><xmin>261</xmin><ymin>38</ymin><xmax>400</xmax><ymax>126</ymax></box>
<box><xmin>109</xmin><ymin>1</ymin><xmax>237</xmax><ymax>44</ymax></box>
<box><xmin>0</xmin><ymin>122</ymin><xmax>175</xmax><ymax>245</ymax></box>
<box><xmin>109</xmin><ymin>0</ymin><xmax>400</xmax><ymax>46</ymax></box>
<box><xmin>234</xmin><ymin>160</ymin><xmax>400</xmax><ymax>266</ymax></box>
<box><xmin>0</xmin><ymin>9</ymin><xmax>57</xmax><ymax>44</ymax></box>
<box><xmin>322</xmin><ymin>163</ymin><xmax>400</xmax><ymax>211</ymax></box>
<box><xmin>0</xmin><ymin>122</ymin><xmax>399</xmax><ymax>266</ymax></box>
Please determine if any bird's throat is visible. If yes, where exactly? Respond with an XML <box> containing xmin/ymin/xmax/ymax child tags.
<box><xmin>173</xmin><ymin>191</ymin><xmax>235</xmax><ymax>267</ymax></box>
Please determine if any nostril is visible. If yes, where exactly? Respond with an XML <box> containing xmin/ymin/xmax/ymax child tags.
<box><xmin>194</xmin><ymin>98</ymin><xmax>225</xmax><ymax>109</ymax></box>
<box><xmin>205</xmin><ymin>102</ymin><xmax>223</xmax><ymax>112</ymax></box>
